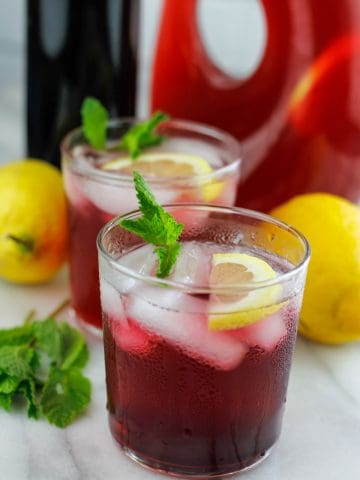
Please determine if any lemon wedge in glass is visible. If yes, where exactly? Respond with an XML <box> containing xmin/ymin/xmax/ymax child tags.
<box><xmin>208</xmin><ymin>253</ymin><xmax>282</xmax><ymax>330</ymax></box>
<box><xmin>102</xmin><ymin>152</ymin><xmax>223</xmax><ymax>202</ymax></box>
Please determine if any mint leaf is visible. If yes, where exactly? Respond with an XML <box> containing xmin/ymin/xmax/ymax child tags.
<box><xmin>0</xmin><ymin>346</ymin><xmax>36</xmax><ymax>379</ymax></box>
<box><xmin>33</xmin><ymin>318</ymin><xmax>60</xmax><ymax>361</ymax></box>
<box><xmin>0</xmin><ymin>368</ymin><xmax>39</xmax><ymax>418</ymax></box>
<box><xmin>120</xmin><ymin>216</ymin><xmax>172</xmax><ymax>246</ymax></box>
<box><xmin>17</xmin><ymin>378</ymin><xmax>40</xmax><ymax>419</ymax></box>
<box><xmin>80</xmin><ymin>98</ymin><xmax>167</xmax><ymax>156</ymax></box>
<box><xmin>0</xmin><ymin>374</ymin><xmax>20</xmax><ymax>394</ymax></box>
<box><xmin>132</xmin><ymin>168</ymin><xmax>159</xmax><ymax>216</ymax></box>
<box><xmin>58</xmin><ymin>323</ymin><xmax>88</xmax><ymax>371</ymax></box>
<box><xmin>30</xmin><ymin>351</ymin><xmax>41</xmax><ymax>372</ymax></box>
<box><xmin>131</xmin><ymin>170</ymin><xmax>183</xmax><ymax>243</ymax></box>
<box><xmin>119</xmin><ymin>172</ymin><xmax>183</xmax><ymax>277</ymax></box>
<box><xmin>81</xmin><ymin>97</ymin><xmax>109</xmax><ymax>149</ymax></box>
<box><xmin>154</xmin><ymin>244</ymin><xmax>182</xmax><ymax>278</ymax></box>
<box><xmin>0</xmin><ymin>314</ymin><xmax>91</xmax><ymax>428</ymax></box>
<box><xmin>70</xmin><ymin>344</ymin><xmax>89</xmax><ymax>370</ymax></box>
<box><xmin>0</xmin><ymin>393</ymin><xmax>11</xmax><ymax>411</ymax></box>
<box><xmin>120</xmin><ymin>111</ymin><xmax>168</xmax><ymax>159</ymax></box>
<box><xmin>0</xmin><ymin>324</ymin><xmax>34</xmax><ymax>347</ymax></box>
<box><xmin>41</xmin><ymin>367</ymin><xmax>91</xmax><ymax>428</ymax></box>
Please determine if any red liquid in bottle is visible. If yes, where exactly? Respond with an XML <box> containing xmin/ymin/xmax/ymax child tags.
<box><xmin>151</xmin><ymin>0</ymin><xmax>360</xmax><ymax>211</ymax></box>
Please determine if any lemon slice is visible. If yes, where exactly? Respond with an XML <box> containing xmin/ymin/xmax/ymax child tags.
<box><xmin>102</xmin><ymin>152</ymin><xmax>223</xmax><ymax>202</ymax></box>
<box><xmin>209</xmin><ymin>253</ymin><xmax>282</xmax><ymax>330</ymax></box>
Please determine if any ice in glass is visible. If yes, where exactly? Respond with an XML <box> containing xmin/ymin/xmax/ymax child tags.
<box><xmin>61</xmin><ymin>120</ymin><xmax>241</xmax><ymax>330</ymax></box>
<box><xmin>98</xmin><ymin>205</ymin><xmax>310</xmax><ymax>477</ymax></box>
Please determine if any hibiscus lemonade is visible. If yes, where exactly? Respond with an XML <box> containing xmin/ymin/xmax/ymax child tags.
<box><xmin>152</xmin><ymin>0</ymin><xmax>360</xmax><ymax>211</ymax></box>
<box><xmin>61</xmin><ymin>119</ymin><xmax>241</xmax><ymax>330</ymax></box>
<box><xmin>98</xmin><ymin>205</ymin><xmax>310</xmax><ymax>476</ymax></box>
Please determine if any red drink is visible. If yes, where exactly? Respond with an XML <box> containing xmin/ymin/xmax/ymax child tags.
<box><xmin>151</xmin><ymin>0</ymin><xmax>360</xmax><ymax>211</ymax></box>
<box><xmin>104</xmin><ymin>303</ymin><xmax>298</xmax><ymax>473</ymax></box>
<box><xmin>98</xmin><ymin>205</ymin><xmax>310</xmax><ymax>476</ymax></box>
<box><xmin>62</xmin><ymin>119</ymin><xmax>241</xmax><ymax>331</ymax></box>
<box><xmin>66</xmin><ymin>193</ymin><xmax>113</xmax><ymax>329</ymax></box>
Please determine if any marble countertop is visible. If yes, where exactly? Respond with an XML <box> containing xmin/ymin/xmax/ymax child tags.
<box><xmin>0</xmin><ymin>269</ymin><xmax>359</xmax><ymax>480</ymax></box>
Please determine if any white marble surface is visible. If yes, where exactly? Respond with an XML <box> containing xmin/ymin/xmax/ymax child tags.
<box><xmin>0</xmin><ymin>270</ymin><xmax>360</xmax><ymax>480</ymax></box>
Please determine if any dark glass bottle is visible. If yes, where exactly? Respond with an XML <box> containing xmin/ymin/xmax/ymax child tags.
<box><xmin>26</xmin><ymin>0</ymin><xmax>139</xmax><ymax>167</ymax></box>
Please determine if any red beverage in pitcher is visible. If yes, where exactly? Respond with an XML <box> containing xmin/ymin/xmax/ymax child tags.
<box><xmin>151</xmin><ymin>0</ymin><xmax>360</xmax><ymax>211</ymax></box>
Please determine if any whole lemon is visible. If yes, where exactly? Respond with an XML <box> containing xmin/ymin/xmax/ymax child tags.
<box><xmin>0</xmin><ymin>160</ymin><xmax>68</xmax><ymax>283</ymax></box>
<box><xmin>271</xmin><ymin>193</ymin><xmax>360</xmax><ymax>344</ymax></box>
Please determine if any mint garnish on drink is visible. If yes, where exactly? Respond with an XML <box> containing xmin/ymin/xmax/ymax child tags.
<box><xmin>81</xmin><ymin>97</ymin><xmax>109</xmax><ymax>149</ymax></box>
<box><xmin>119</xmin><ymin>172</ymin><xmax>184</xmax><ymax>278</ymax></box>
<box><xmin>80</xmin><ymin>97</ymin><xmax>168</xmax><ymax>158</ymax></box>
<box><xmin>0</xmin><ymin>315</ymin><xmax>91</xmax><ymax>428</ymax></box>
<box><xmin>120</xmin><ymin>111</ymin><xmax>168</xmax><ymax>159</ymax></box>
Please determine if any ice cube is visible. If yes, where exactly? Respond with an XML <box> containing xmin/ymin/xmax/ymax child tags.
<box><xmin>127</xmin><ymin>286</ymin><xmax>248</xmax><ymax>370</ymax></box>
<box><xmin>100</xmin><ymin>278</ymin><xmax>155</xmax><ymax>354</ymax></box>
<box><xmin>170</xmin><ymin>242</ymin><xmax>210</xmax><ymax>286</ymax></box>
<box><xmin>81</xmin><ymin>180</ymin><xmax>139</xmax><ymax>215</ymax></box>
<box><xmin>120</xmin><ymin>244</ymin><xmax>156</xmax><ymax>274</ymax></box>
<box><xmin>81</xmin><ymin>179</ymin><xmax>177</xmax><ymax>216</ymax></box>
<box><xmin>104</xmin><ymin>245</ymin><xmax>156</xmax><ymax>294</ymax></box>
<box><xmin>99</xmin><ymin>279</ymin><xmax>124</xmax><ymax>318</ymax></box>
<box><xmin>237</xmin><ymin>310</ymin><xmax>287</xmax><ymax>351</ymax></box>
<box><xmin>151</xmin><ymin>186</ymin><xmax>180</xmax><ymax>205</ymax></box>
<box><xmin>110</xmin><ymin>317</ymin><xmax>155</xmax><ymax>355</ymax></box>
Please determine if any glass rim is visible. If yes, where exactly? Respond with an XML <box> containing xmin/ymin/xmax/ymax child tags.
<box><xmin>61</xmin><ymin>117</ymin><xmax>242</xmax><ymax>187</ymax></box>
<box><xmin>97</xmin><ymin>204</ymin><xmax>311</xmax><ymax>294</ymax></box>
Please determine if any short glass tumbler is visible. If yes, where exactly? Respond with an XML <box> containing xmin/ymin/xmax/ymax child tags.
<box><xmin>97</xmin><ymin>204</ymin><xmax>310</xmax><ymax>478</ymax></box>
<box><xmin>61</xmin><ymin>119</ymin><xmax>241</xmax><ymax>331</ymax></box>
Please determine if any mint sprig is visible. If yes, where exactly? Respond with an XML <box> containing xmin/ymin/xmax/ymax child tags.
<box><xmin>120</xmin><ymin>172</ymin><xmax>184</xmax><ymax>278</ymax></box>
<box><xmin>81</xmin><ymin>97</ymin><xmax>109</xmax><ymax>149</ymax></box>
<box><xmin>80</xmin><ymin>96</ymin><xmax>168</xmax><ymax>158</ymax></box>
<box><xmin>0</xmin><ymin>315</ymin><xmax>91</xmax><ymax>428</ymax></box>
<box><xmin>120</xmin><ymin>111</ymin><xmax>168</xmax><ymax>159</ymax></box>
<box><xmin>41</xmin><ymin>367</ymin><xmax>91</xmax><ymax>429</ymax></box>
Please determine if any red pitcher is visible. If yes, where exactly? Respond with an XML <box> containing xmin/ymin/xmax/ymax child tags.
<box><xmin>151</xmin><ymin>0</ymin><xmax>360</xmax><ymax>211</ymax></box>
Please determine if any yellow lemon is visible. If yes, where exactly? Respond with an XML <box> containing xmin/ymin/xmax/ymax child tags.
<box><xmin>0</xmin><ymin>160</ymin><xmax>68</xmax><ymax>284</ymax></box>
<box><xmin>102</xmin><ymin>152</ymin><xmax>223</xmax><ymax>202</ymax></box>
<box><xmin>208</xmin><ymin>253</ymin><xmax>282</xmax><ymax>330</ymax></box>
<box><xmin>271</xmin><ymin>193</ymin><xmax>360</xmax><ymax>344</ymax></box>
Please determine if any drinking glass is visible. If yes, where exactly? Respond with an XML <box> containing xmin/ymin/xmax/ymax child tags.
<box><xmin>97</xmin><ymin>204</ymin><xmax>310</xmax><ymax>477</ymax></box>
<box><xmin>61</xmin><ymin>119</ymin><xmax>241</xmax><ymax>331</ymax></box>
